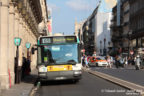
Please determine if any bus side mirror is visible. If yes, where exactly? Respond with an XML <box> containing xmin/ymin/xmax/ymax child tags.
<box><xmin>31</xmin><ymin>47</ymin><xmax>37</xmax><ymax>54</ymax></box>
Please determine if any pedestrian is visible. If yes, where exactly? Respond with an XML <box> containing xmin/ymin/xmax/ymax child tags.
<box><xmin>132</xmin><ymin>57</ymin><xmax>135</xmax><ymax>65</ymax></box>
<box><xmin>22</xmin><ymin>57</ymin><xmax>27</xmax><ymax>79</ymax></box>
<box><xmin>124</xmin><ymin>56</ymin><xmax>128</xmax><ymax>68</ymax></box>
<box><xmin>82</xmin><ymin>54</ymin><xmax>86</xmax><ymax>67</ymax></box>
<box><xmin>107</xmin><ymin>55</ymin><xmax>112</xmax><ymax>68</ymax></box>
<box><xmin>92</xmin><ymin>51</ymin><xmax>97</xmax><ymax>57</ymax></box>
<box><xmin>85</xmin><ymin>55</ymin><xmax>89</xmax><ymax>68</ymax></box>
<box><xmin>120</xmin><ymin>56</ymin><xmax>124</xmax><ymax>67</ymax></box>
<box><xmin>25</xmin><ymin>59</ymin><xmax>31</xmax><ymax>75</ymax></box>
<box><xmin>115</xmin><ymin>55</ymin><xmax>120</xmax><ymax>68</ymax></box>
<box><xmin>135</xmin><ymin>55</ymin><xmax>141</xmax><ymax>70</ymax></box>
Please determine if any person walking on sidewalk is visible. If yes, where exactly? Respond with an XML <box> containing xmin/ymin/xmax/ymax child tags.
<box><xmin>82</xmin><ymin>54</ymin><xmax>86</xmax><ymax>67</ymax></box>
<box><xmin>92</xmin><ymin>51</ymin><xmax>97</xmax><ymax>57</ymax></box>
<box><xmin>115</xmin><ymin>55</ymin><xmax>120</xmax><ymax>68</ymax></box>
<box><xmin>107</xmin><ymin>55</ymin><xmax>112</xmax><ymax>68</ymax></box>
<box><xmin>135</xmin><ymin>55</ymin><xmax>141</xmax><ymax>70</ymax></box>
<box><xmin>124</xmin><ymin>56</ymin><xmax>128</xmax><ymax>68</ymax></box>
<box><xmin>85</xmin><ymin>55</ymin><xmax>89</xmax><ymax>68</ymax></box>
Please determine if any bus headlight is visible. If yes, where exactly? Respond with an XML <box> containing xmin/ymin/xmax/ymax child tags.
<box><xmin>72</xmin><ymin>63</ymin><xmax>82</xmax><ymax>70</ymax></box>
<box><xmin>38</xmin><ymin>66</ymin><xmax>47</xmax><ymax>72</ymax></box>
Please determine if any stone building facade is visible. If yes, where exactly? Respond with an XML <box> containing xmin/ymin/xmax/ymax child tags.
<box><xmin>110</xmin><ymin>0</ymin><xmax>130</xmax><ymax>54</ymax></box>
<box><xmin>39</xmin><ymin>0</ymin><xmax>49</xmax><ymax>36</ymax></box>
<box><xmin>74</xmin><ymin>20</ymin><xmax>85</xmax><ymax>44</ymax></box>
<box><xmin>94</xmin><ymin>12</ymin><xmax>112</xmax><ymax>55</ymax></box>
<box><xmin>0</xmin><ymin>0</ymin><xmax>48</xmax><ymax>89</ymax></box>
<box><xmin>82</xmin><ymin>7</ymin><xmax>99</xmax><ymax>55</ymax></box>
<box><xmin>111</xmin><ymin>0</ymin><xmax>144</xmax><ymax>54</ymax></box>
<box><xmin>129</xmin><ymin>0</ymin><xmax>144</xmax><ymax>49</ymax></box>
<box><xmin>111</xmin><ymin>5</ymin><xmax>123</xmax><ymax>49</ymax></box>
<box><xmin>82</xmin><ymin>5</ymin><xmax>112</xmax><ymax>56</ymax></box>
<box><xmin>122</xmin><ymin>0</ymin><xmax>130</xmax><ymax>51</ymax></box>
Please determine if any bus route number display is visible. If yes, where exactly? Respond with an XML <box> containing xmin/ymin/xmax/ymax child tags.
<box><xmin>41</xmin><ymin>38</ymin><xmax>51</xmax><ymax>44</ymax></box>
<box><xmin>40</xmin><ymin>36</ymin><xmax>77</xmax><ymax>44</ymax></box>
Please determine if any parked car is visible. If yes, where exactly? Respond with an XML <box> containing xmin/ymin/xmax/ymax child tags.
<box><xmin>88</xmin><ymin>56</ymin><xmax>108</xmax><ymax>67</ymax></box>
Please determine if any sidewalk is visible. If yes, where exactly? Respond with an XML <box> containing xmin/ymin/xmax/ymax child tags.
<box><xmin>1</xmin><ymin>69</ymin><xmax>38</xmax><ymax>96</ymax></box>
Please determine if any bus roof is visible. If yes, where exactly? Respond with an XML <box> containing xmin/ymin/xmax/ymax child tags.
<box><xmin>38</xmin><ymin>35</ymin><xmax>77</xmax><ymax>39</ymax></box>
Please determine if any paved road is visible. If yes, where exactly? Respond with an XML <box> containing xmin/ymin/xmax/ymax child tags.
<box><xmin>35</xmin><ymin>71</ymin><xmax>140</xmax><ymax>96</ymax></box>
<box><xmin>91</xmin><ymin>67</ymin><xmax>144</xmax><ymax>86</ymax></box>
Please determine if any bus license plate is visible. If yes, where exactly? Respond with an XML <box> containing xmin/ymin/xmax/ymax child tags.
<box><xmin>55</xmin><ymin>77</ymin><xmax>66</xmax><ymax>80</ymax></box>
<box><xmin>47</xmin><ymin>65</ymin><xmax>72</xmax><ymax>71</ymax></box>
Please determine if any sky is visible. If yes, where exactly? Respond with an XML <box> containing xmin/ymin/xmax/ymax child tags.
<box><xmin>46</xmin><ymin>0</ymin><xmax>116</xmax><ymax>35</ymax></box>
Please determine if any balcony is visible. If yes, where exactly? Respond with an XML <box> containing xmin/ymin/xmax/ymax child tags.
<box><xmin>124</xmin><ymin>10</ymin><xmax>129</xmax><ymax>15</ymax></box>
<box><xmin>130</xmin><ymin>28</ymin><xmax>144</xmax><ymax>39</ymax></box>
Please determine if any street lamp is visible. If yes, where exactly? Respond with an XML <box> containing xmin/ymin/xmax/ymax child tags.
<box><xmin>128</xmin><ymin>30</ymin><xmax>132</xmax><ymax>56</ymax></box>
<box><xmin>14</xmin><ymin>37</ymin><xmax>22</xmax><ymax>84</ymax></box>
<box><xmin>100</xmin><ymin>40</ymin><xmax>102</xmax><ymax>54</ymax></box>
<box><xmin>25</xmin><ymin>42</ymin><xmax>31</xmax><ymax>59</ymax></box>
<box><xmin>103</xmin><ymin>38</ymin><xmax>106</xmax><ymax>55</ymax></box>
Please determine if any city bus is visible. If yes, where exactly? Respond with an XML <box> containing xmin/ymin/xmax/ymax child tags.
<box><xmin>34</xmin><ymin>35</ymin><xmax>82</xmax><ymax>82</ymax></box>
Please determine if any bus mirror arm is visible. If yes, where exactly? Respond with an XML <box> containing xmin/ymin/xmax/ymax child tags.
<box><xmin>31</xmin><ymin>47</ymin><xmax>37</xmax><ymax>54</ymax></box>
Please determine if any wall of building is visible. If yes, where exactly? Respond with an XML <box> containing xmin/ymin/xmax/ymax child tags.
<box><xmin>130</xmin><ymin>0</ymin><xmax>144</xmax><ymax>49</ymax></box>
<box><xmin>0</xmin><ymin>0</ymin><xmax>47</xmax><ymax>90</ymax></box>
<box><xmin>122</xmin><ymin>0</ymin><xmax>130</xmax><ymax>50</ymax></box>
<box><xmin>94</xmin><ymin>12</ymin><xmax>112</xmax><ymax>55</ymax></box>
<box><xmin>39</xmin><ymin>0</ymin><xmax>49</xmax><ymax>36</ymax></box>
<box><xmin>74</xmin><ymin>21</ymin><xmax>85</xmax><ymax>43</ymax></box>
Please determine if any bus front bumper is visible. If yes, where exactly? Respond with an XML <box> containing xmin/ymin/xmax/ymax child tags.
<box><xmin>38</xmin><ymin>70</ymin><xmax>82</xmax><ymax>81</ymax></box>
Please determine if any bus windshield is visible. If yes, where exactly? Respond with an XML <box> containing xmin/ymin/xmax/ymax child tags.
<box><xmin>38</xmin><ymin>44</ymin><xmax>78</xmax><ymax>65</ymax></box>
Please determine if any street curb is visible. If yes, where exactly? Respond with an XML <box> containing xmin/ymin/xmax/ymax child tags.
<box><xmin>83</xmin><ymin>68</ymin><xmax>144</xmax><ymax>96</ymax></box>
<box><xmin>28</xmin><ymin>69</ymin><xmax>39</xmax><ymax>96</ymax></box>
<box><xmin>29</xmin><ymin>82</ymin><xmax>41</xmax><ymax>96</ymax></box>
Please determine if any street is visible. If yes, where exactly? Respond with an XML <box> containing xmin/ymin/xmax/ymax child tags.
<box><xmin>1</xmin><ymin>0</ymin><xmax>144</xmax><ymax>96</ymax></box>
<box><xmin>91</xmin><ymin>66</ymin><xmax>144</xmax><ymax>86</ymax></box>
<box><xmin>34</xmin><ymin>71</ymin><xmax>140</xmax><ymax>96</ymax></box>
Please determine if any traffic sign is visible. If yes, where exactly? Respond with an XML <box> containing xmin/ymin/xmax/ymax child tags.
<box><xmin>14</xmin><ymin>37</ymin><xmax>21</xmax><ymax>46</ymax></box>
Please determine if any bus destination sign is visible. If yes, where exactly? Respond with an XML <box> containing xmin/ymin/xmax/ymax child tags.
<box><xmin>40</xmin><ymin>36</ymin><xmax>77</xmax><ymax>44</ymax></box>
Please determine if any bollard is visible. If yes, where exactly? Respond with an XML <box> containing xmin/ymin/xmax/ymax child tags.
<box><xmin>37</xmin><ymin>81</ymin><xmax>41</xmax><ymax>88</ymax></box>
